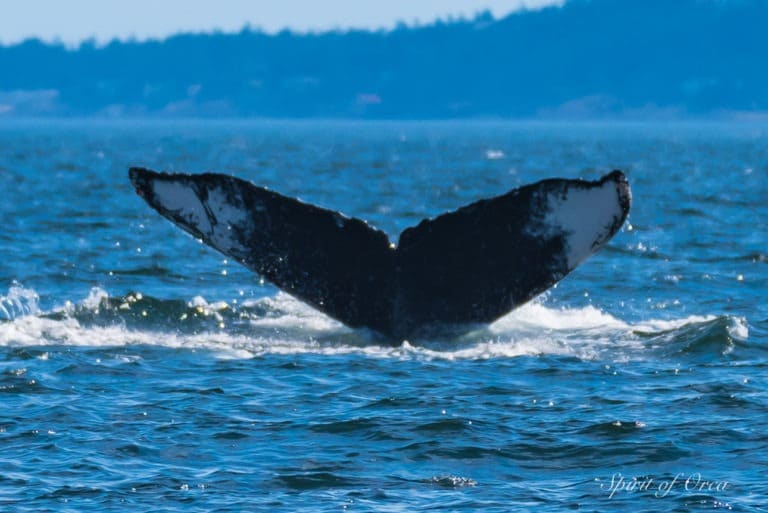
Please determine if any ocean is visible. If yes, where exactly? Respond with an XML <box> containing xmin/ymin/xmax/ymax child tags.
<box><xmin>1</xmin><ymin>119</ymin><xmax>766</xmax><ymax>512</ymax></box>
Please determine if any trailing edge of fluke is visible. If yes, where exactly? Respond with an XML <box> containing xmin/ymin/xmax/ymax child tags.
<box><xmin>129</xmin><ymin>167</ymin><xmax>631</xmax><ymax>339</ymax></box>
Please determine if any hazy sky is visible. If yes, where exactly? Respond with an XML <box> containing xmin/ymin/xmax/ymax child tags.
<box><xmin>0</xmin><ymin>0</ymin><xmax>563</xmax><ymax>46</ymax></box>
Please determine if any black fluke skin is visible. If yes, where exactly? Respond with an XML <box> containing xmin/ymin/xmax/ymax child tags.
<box><xmin>129</xmin><ymin>167</ymin><xmax>631</xmax><ymax>340</ymax></box>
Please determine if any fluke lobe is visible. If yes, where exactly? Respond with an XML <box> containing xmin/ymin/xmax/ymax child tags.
<box><xmin>129</xmin><ymin>167</ymin><xmax>631</xmax><ymax>339</ymax></box>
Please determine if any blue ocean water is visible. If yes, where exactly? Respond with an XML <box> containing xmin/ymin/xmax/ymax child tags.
<box><xmin>1</xmin><ymin>120</ymin><xmax>766</xmax><ymax>512</ymax></box>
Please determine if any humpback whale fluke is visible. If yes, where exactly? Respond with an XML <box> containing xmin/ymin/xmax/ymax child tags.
<box><xmin>129</xmin><ymin>167</ymin><xmax>630</xmax><ymax>339</ymax></box>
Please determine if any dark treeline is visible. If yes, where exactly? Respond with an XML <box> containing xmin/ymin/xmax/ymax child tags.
<box><xmin>1</xmin><ymin>0</ymin><xmax>767</xmax><ymax>118</ymax></box>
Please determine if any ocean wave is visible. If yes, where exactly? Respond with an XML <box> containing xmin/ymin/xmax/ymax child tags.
<box><xmin>0</xmin><ymin>286</ymin><xmax>752</xmax><ymax>361</ymax></box>
<box><xmin>0</xmin><ymin>285</ymin><xmax>40</xmax><ymax>321</ymax></box>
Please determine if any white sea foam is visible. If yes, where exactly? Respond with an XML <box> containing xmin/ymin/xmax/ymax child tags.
<box><xmin>243</xmin><ymin>292</ymin><xmax>346</xmax><ymax>332</ymax></box>
<box><xmin>82</xmin><ymin>286</ymin><xmax>109</xmax><ymax>310</ymax></box>
<box><xmin>0</xmin><ymin>286</ymin><xmax>744</xmax><ymax>361</ymax></box>
<box><xmin>727</xmin><ymin>316</ymin><xmax>750</xmax><ymax>341</ymax></box>
<box><xmin>0</xmin><ymin>285</ymin><xmax>40</xmax><ymax>321</ymax></box>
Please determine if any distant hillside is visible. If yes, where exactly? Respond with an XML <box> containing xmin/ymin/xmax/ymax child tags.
<box><xmin>1</xmin><ymin>0</ymin><xmax>767</xmax><ymax>119</ymax></box>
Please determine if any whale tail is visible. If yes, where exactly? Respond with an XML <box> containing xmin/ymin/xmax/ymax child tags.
<box><xmin>129</xmin><ymin>167</ymin><xmax>630</xmax><ymax>339</ymax></box>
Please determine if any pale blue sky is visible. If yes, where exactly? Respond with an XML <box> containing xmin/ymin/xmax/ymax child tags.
<box><xmin>0</xmin><ymin>0</ymin><xmax>562</xmax><ymax>45</ymax></box>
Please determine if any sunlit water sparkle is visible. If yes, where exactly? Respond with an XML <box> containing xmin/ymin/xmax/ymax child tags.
<box><xmin>1</xmin><ymin>120</ymin><xmax>766</xmax><ymax>512</ymax></box>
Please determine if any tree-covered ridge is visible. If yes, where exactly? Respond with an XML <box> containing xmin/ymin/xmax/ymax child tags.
<box><xmin>1</xmin><ymin>0</ymin><xmax>766</xmax><ymax>118</ymax></box>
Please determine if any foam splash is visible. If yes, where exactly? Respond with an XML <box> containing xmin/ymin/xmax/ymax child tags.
<box><xmin>0</xmin><ymin>286</ymin><xmax>750</xmax><ymax>361</ymax></box>
<box><xmin>0</xmin><ymin>285</ymin><xmax>40</xmax><ymax>321</ymax></box>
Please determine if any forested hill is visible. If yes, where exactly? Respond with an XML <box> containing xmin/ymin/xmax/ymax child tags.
<box><xmin>1</xmin><ymin>0</ymin><xmax>767</xmax><ymax>119</ymax></box>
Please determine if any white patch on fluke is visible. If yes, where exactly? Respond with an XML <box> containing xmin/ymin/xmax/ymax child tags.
<box><xmin>206</xmin><ymin>187</ymin><xmax>249</xmax><ymax>226</ymax></box>
<box><xmin>538</xmin><ymin>180</ymin><xmax>623</xmax><ymax>269</ymax></box>
<box><xmin>204</xmin><ymin>186</ymin><xmax>251</xmax><ymax>253</ymax></box>
<box><xmin>153</xmin><ymin>180</ymin><xmax>252</xmax><ymax>256</ymax></box>
<box><xmin>153</xmin><ymin>180</ymin><xmax>212</xmax><ymax>234</ymax></box>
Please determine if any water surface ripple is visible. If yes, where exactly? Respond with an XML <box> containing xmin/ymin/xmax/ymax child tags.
<box><xmin>1</xmin><ymin>120</ymin><xmax>766</xmax><ymax>512</ymax></box>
